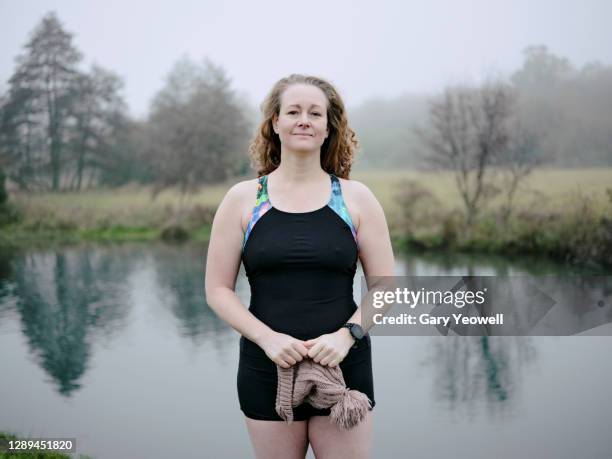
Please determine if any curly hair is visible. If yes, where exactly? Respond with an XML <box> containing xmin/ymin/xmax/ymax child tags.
<box><xmin>249</xmin><ymin>74</ymin><xmax>359</xmax><ymax>179</ymax></box>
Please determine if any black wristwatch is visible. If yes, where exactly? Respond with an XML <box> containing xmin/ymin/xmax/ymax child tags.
<box><xmin>342</xmin><ymin>323</ymin><xmax>365</xmax><ymax>348</ymax></box>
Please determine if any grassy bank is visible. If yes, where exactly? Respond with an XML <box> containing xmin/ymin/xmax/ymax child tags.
<box><xmin>0</xmin><ymin>185</ymin><xmax>215</xmax><ymax>249</ymax></box>
<box><xmin>382</xmin><ymin>168</ymin><xmax>612</xmax><ymax>268</ymax></box>
<box><xmin>393</xmin><ymin>204</ymin><xmax>612</xmax><ymax>268</ymax></box>
<box><xmin>0</xmin><ymin>223</ymin><xmax>212</xmax><ymax>250</ymax></box>
<box><xmin>1</xmin><ymin>168</ymin><xmax>611</xmax><ymax>266</ymax></box>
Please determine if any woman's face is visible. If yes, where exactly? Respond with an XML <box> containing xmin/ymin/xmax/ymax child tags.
<box><xmin>272</xmin><ymin>83</ymin><xmax>329</xmax><ymax>153</ymax></box>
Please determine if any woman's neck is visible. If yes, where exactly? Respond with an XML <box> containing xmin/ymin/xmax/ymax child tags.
<box><xmin>273</xmin><ymin>150</ymin><xmax>327</xmax><ymax>184</ymax></box>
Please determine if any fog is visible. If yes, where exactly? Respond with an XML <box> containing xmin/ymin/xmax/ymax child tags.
<box><xmin>1</xmin><ymin>0</ymin><xmax>611</xmax><ymax>117</ymax></box>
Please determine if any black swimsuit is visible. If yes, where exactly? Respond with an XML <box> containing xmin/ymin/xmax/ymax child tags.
<box><xmin>237</xmin><ymin>172</ymin><xmax>375</xmax><ymax>421</ymax></box>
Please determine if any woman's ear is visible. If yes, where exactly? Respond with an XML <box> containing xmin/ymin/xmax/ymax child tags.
<box><xmin>272</xmin><ymin>113</ymin><xmax>278</xmax><ymax>134</ymax></box>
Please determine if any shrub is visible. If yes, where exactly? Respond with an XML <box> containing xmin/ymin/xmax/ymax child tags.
<box><xmin>0</xmin><ymin>202</ymin><xmax>21</xmax><ymax>227</ymax></box>
<box><xmin>394</xmin><ymin>179</ymin><xmax>442</xmax><ymax>235</ymax></box>
<box><xmin>160</xmin><ymin>223</ymin><xmax>190</xmax><ymax>241</ymax></box>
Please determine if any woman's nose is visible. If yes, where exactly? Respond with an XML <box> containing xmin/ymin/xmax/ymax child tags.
<box><xmin>297</xmin><ymin>114</ymin><xmax>311</xmax><ymax>126</ymax></box>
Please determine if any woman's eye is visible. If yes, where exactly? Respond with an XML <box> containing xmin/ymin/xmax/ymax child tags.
<box><xmin>311</xmin><ymin>113</ymin><xmax>321</xmax><ymax>116</ymax></box>
<box><xmin>288</xmin><ymin>111</ymin><xmax>298</xmax><ymax>115</ymax></box>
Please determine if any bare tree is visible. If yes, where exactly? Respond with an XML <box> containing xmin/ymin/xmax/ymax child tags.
<box><xmin>146</xmin><ymin>57</ymin><xmax>251</xmax><ymax>198</ymax></box>
<box><xmin>497</xmin><ymin>121</ymin><xmax>541</xmax><ymax>220</ymax></box>
<box><xmin>419</xmin><ymin>82</ymin><xmax>514</xmax><ymax>225</ymax></box>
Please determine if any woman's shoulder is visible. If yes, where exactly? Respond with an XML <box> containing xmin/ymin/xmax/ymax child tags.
<box><xmin>225</xmin><ymin>177</ymin><xmax>260</xmax><ymax>201</ymax></box>
<box><xmin>336</xmin><ymin>176</ymin><xmax>381</xmax><ymax>231</ymax></box>
<box><xmin>222</xmin><ymin>178</ymin><xmax>261</xmax><ymax>231</ymax></box>
<box><xmin>338</xmin><ymin>177</ymin><xmax>371</xmax><ymax>232</ymax></box>
<box><xmin>337</xmin><ymin>176</ymin><xmax>378</xmax><ymax>204</ymax></box>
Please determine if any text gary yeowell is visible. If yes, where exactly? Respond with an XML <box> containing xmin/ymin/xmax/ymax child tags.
<box><xmin>372</xmin><ymin>312</ymin><xmax>504</xmax><ymax>326</ymax></box>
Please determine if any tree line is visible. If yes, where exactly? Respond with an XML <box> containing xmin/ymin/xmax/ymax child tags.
<box><xmin>410</xmin><ymin>46</ymin><xmax>612</xmax><ymax>224</ymax></box>
<box><xmin>1</xmin><ymin>12</ymin><xmax>610</xmax><ymax>197</ymax></box>
<box><xmin>352</xmin><ymin>46</ymin><xmax>612</xmax><ymax>171</ymax></box>
<box><xmin>0</xmin><ymin>12</ymin><xmax>252</xmax><ymax>193</ymax></box>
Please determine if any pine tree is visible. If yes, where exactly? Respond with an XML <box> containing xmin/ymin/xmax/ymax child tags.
<box><xmin>1</xmin><ymin>12</ymin><xmax>82</xmax><ymax>190</ymax></box>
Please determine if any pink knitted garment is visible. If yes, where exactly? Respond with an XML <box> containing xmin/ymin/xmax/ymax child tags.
<box><xmin>275</xmin><ymin>359</ymin><xmax>372</xmax><ymax>430</ymax></box>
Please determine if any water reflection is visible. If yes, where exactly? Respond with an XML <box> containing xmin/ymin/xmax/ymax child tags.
<box><xmin>6</xmin><ymin>245</ymin><xmax>134</xmax><ymax>395</ymax></box>
<box><xmin>0</xmin><ymin>243</ymin><xmax>240</xmax><ymax>397</ymax></box>
<box><xmin>1</xmin><ymin>243</ymin><xmax>611</xmax><ymax>458</ymax></box>
<box><xmin>0</xmin><ymin>242</ymin><xmax>607</xmax><ymax>401</ymax></box>
<box><xmin>150</xmin><ymin>243</ymin><xmax>229</xmax><ymax>342</ymax></box>
<box><xmin>0</xmin><ymin>249</ymin><xmax>16</xmax><ymax>319</ymax></box>
<box><xmin>429</xmin><ymin>336</ymin><xmax>536</xmax><ymax>415</ymax></box>
<box><xmin>400</xmin><ymin>250</ymin><xmax>610</xmax><ymax>276</ymax></box>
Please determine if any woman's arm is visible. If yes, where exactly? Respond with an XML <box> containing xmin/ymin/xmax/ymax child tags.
<box><xmin>204</xmin><ymin>180</ymin><xmax>308</xmax><ymax>368</ymax></box>
<box><xmin>344</xmin><ymin>179</ymin><xmax>396</xmax><ymax>328</ymax></box>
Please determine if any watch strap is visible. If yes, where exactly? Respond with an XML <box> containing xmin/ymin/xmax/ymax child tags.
<box><xmin>342</xmin><ymin>323</ymin><xmax>362</xmax><ymax>348</ymax></box>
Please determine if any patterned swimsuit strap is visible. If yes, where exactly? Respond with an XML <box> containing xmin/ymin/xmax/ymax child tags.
<box><xmin>243</xmin><ymin>173</ymin><xmax>358</xmax><ymax>249</ymax></box>
<box><xmin>243</xmin><ymin>175</ymin><xmax>272</xmax><ymax>249</ymax></box>
<box><xmin>256</xmin><ymin>174</ymin><xmax>270</xmax><ymax>204</ymax></box>
<box><xmin>329</xmin><ymin>174</ymin><xmax>358</xmax><ymax>242</ymax></box>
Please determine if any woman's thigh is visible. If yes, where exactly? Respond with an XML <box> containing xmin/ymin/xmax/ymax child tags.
<box><xmin>244</xmin><ymin>417</ymin><xmax>309</xmax><ymax>459</ymax></box>
<box><xmin>307</xmin><ymin>411</ymin><xmax>373</xmax><ymax>459</ymax></box>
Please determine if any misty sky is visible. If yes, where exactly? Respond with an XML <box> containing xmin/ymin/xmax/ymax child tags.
<box><xmin>1</xmin><ymin>0</ymin><xmax>611</xmax><ymax>118</ymax></box>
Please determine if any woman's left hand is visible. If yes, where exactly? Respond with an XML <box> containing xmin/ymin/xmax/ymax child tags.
<box><xmin>304</xmin><ymin>328</ymin><xmax>354</xmax><ymax>367</ymax></box>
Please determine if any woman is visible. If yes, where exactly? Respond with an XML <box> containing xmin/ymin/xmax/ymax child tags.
<box><xmin>205</xmin><ymin>74</ymin><xmax>395</xmax><ymax>459</ymax></box>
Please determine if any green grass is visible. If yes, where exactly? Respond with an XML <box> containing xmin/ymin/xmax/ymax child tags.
<box><xmin>9</xmin><ymin>168</ymin><xmax>611</xmax><ymax>226</ymax></box>
<box><xmin>79</xmin><ymin>226</ymin><xmax>159</xmax><ymax>241</ymax></box>
<box><xmin>352</xmin><ymin>167</ymin><xmax>612</xmax><ymax>215</ymax></box>
<box><xmin>11</xmin><ymin>182</ymin><xmax>229</xmax><ymax>225</ymax></box>
<box><xmin>379</xmin><ymin>168</ymin><xmax>612</xmax><ymax>268</ymax></box>
<box><xmin>1</xmin><ymin>168</ymin><xmax>611</xmax><ymax>266</ymax></box>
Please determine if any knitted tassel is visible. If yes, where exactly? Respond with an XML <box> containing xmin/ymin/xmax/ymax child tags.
<box><xmin>329</xmin><ymin>388</ymin><xmax>372</xmax><ymax>430</ymax></box>
<box><xmin>275</xmin><ymin>365</ymin><xmax>296</xmax><ymax>424</ymax></box>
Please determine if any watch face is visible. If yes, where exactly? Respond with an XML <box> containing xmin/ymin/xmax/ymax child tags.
<box><xmin>351</xmin><ymin>324</ymin><xmax>365</xmax><ymax>340</ymax></box>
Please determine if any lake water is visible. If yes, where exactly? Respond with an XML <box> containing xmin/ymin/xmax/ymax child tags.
<box><xmin>0</xmin><ymin>242</ymin><xmax>611</xmax><ymax>458</ymax></box>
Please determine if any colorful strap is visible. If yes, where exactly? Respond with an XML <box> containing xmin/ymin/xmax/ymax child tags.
<box><xmin>243</xmin><ymin>173</ymin><xmax>358</xmax><ymax>250</ymax></box>
<box><xmin>243</xmin><ymin>175</ymin><xmax>272</xmax><ymax>249</ymax></box>
<box><xmin>328</xmin><ymin>174</ymin><xmax>358</xmax><ymax>242</ymax></box>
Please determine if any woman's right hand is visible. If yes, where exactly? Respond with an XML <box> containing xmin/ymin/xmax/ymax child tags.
<box><xmin>257</xmin><ymin>330</ymin><xmax>309</xmax><ymax>368</ymax></box>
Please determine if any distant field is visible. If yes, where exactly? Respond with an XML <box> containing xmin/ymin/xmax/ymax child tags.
<box><xmin>352</xmin><ymin>168</ymin><xmax>612</xmax><ymax>216</ymax></box>
<box><xmin>9</xmin><ymin>167</ymin><xmax>612</xmax><ymax>230</ymax></box>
